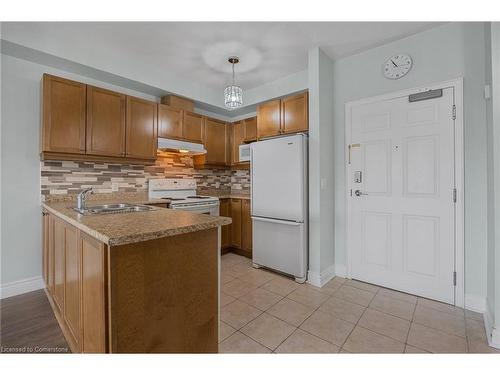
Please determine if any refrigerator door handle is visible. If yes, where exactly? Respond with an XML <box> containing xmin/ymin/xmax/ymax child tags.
<box><xmin>251</xmin><ymin>216</ymin><xmax>302</xmax><ymax>226</ymax></box>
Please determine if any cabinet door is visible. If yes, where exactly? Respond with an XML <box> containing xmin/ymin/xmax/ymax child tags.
<box><xmin>281</xmin><ymin>92</ymin><xmax>308</xmax><ymax>134</ymax></box>
<box><xmin>204</xmin><ymin>117</ymin><xmax>228</xmax><ymax>165</ymax></box>
<box><xmin>219</xmin><ymin>199</ymin><xmax>230</xmax><ymax>249</ymax></box>
<box><xmin>241</xmin><ymin>199</ymin><xmax>252</xmax><ymax>255</ymax></box>
<box><xmin>257</xmin><ymin>99</ymin><xmax>281</xmax><ymax>139</ymax></box>
<box><xmin>43</xmin><ymin>213</ymin><xmax>49</xmax><ymax>286</ymax></box>
<box><xmin>42</xmin><ymin>74</ymin><xmax>86</xmax><ymax>154</ymax></box>
<box><xmin>64</xmin><ymin>223</ymin><xmax>82</xmax><ymax>350</ymax></box>
<box><xmin>81</xmin><ymin>232</ymin><xmax>106</xmax><ymax>353</ymax></box>
<box><xmin>182</xmin><ymin>111</ymin><xmax>203</xmax><ymax>143</ymax></box>
<box><xmin>53</xmin><ymin>217</ymin><xmax>65</xmax><ymax>313</ymax></box>
<box><xmin>47</xmin><ymin>214</ymin><xmax>55</xmax><ymax>293</ymax></box>
<box><xmin>158</xmin><ymin>104</ymin><xmax>183</xmax><ymax>140</ymax></box>
<box><xmin>243</xmin><ymin>117</ymin><xmax>257</xmax><ymax>142</ymax></box>
<box><xmin>86</xmin><ymin>86</ymin><xmax>126</xmax><ymax>157</ymax></box>
<box><xmin>126</xmin><ymin>96</ymin><xmax>158</xmax><ymax>159</ymax></box>
<box><xmin>230</xmin><ymin>199</ymin><xmax>242</xmax><ymax>249</ymax></box>
<box><xmin>231</xmin><ymin>122</ymin><xmax>245</xmax><ymax>164</ymax></box>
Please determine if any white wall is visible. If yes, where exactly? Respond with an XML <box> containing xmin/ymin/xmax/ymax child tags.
<box><xmin>485</xmin><ymin>22</ymin><xmax>500</xmax><ymax>348</ymax></box>
<box><xmin>307</xmin><ymin>48</ymin><xmax>335</xmax><ymax>286</ymax></box>
<box><xmin>0</xmin><ymin>54</ymin><xmax>158</xmax><ymax>292</ymax></box>
<box><xmin>332</xmin><ymin>22</ymin><xmax>489</xmax><ymax>302</ymax></box>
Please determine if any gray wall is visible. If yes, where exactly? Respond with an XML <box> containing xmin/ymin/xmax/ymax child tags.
<box><xmin>0</xmin><ymin>54</ymin><xmax>157</xmax><ymax>286</ymax></box>
<box><xmin>332</xmin><ymin>22</ymin><xmax>488</xmax><ymax>299</ymax></box>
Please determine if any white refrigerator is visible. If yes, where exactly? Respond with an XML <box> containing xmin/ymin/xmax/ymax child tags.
<box><xmin>251</xmin><ymin>133</ymin><xmax>308</xmax><ymax>282</ymax></box>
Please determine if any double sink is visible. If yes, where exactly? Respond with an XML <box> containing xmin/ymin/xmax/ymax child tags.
<box><xmin>73</xmin><ymin>203</ymin><xmax>154</xmax><ymax>216</ymax></box>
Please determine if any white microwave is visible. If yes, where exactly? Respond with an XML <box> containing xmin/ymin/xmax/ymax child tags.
<box><xmin>239</xmin><ymin>143</ymin><xmax>251</xmax><ymax>162</ymax></box>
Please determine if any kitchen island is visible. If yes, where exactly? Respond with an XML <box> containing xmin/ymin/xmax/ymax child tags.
<box><xmin>41</xmin><ymin>197</ymin><xmax>231</xmax><ymax>353</ymax></box>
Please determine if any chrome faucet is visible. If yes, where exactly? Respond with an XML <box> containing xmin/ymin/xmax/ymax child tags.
<box><xmin>76</xmin><ymin>187</ymin><xmax>93</xmax><ymax>211</ymax></box>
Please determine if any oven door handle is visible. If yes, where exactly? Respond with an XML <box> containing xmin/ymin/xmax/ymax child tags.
<box><xmin>172</xmin><ymin>201</ymin><xmax>219</xmax><ymax>209</ymax></box>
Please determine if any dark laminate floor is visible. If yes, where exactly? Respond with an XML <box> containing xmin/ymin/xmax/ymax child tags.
<box><xmin>0</xmin><ymin>289</ymin><xmax>70</xmax><ymax>353</ymax></box>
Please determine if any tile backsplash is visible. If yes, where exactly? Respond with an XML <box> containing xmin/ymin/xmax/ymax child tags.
<box><xmin>41</xmin><ymin>152</ymin><xmax>250</xmax><ymax>197</ymax></box>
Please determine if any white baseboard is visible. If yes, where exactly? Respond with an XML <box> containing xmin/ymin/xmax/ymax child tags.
<box><xmin>483</xmin><ymin>298</ymin><xmax>500</xmax><ymax>349</ymax></box>
<box><xmin>335</xmin><ymin>264</ymin><xmax>347</xmax><ymax>278</ymax></box>
<box><xmin>307</xmin><ymin>264</ymin><xmax>335</xmax><ymax>287</ymax></box>
<box><xmin>0</xmin><ymin>276</ymin><xmax>44</xmax><ymax>299</ymax></box>
<box><xmin>464</xmin><ymin>293</ymin><xmax>487</xmax><ymax>313</ymax></box>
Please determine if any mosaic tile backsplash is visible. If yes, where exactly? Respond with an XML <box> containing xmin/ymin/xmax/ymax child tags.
<box><xmin>41</xmin><ymin>152</ymin><xmax>250</xmax><ymax>197</ymax></box>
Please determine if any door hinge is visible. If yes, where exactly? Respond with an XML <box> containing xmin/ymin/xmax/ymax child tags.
<box><xmin>453</xmin><ymin>188</ymin><xmax>457</xmax><ymax>203</ymax></box>
<box><xmin>453</xmin><ymin>271</ymin><xmax>457</xmax><ymax>286</ymax></box>
<box><xmin>452</xmin><ymin>105</ymin><xmax>456</xmax><ymax>120</ymax></box>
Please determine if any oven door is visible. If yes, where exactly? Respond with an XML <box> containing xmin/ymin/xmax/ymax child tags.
<box><xmin>170</xmin><ymin>201</ymin><xmax>219</xmax><ymax>216</ymax></box>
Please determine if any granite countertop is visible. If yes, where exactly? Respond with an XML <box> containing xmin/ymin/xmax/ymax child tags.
<box><xmin>42</xmin><ymin>196</ymin><xmax>231</xmax><ymax>247</ymax></box>
<box><xmin>198</xmin><ymin>190</ymin><xmax>251</xmax><ymax>200</ymax></box>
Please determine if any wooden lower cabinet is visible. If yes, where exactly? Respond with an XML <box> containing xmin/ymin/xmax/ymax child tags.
<box><xmin>241</xmin><ymin>199</ymin><xmax>252</xmax><ymax>255</ymax></box>
<box><xmin>230</xmin><ymin>199</ymin><xmax>242</xmax><ymax>249</ymax></box>
<box><xmin>44</xmin><ymin>212</ymin><xmax>106</xmax><ymax>353</ymax></box>
<box><xmin>220</xmin><ymin>199</ymin><xmax>230</xmax><ymax>249</ymax></box>
<box><xmin>223</xmin><ymin>198</ymin><xmax>252</xmax><ymax>258</ymax></box>
<box><xmin>81</xmin><ymin>232</ymin><xmax>107</xmax><ymax>353</ymax></box>
<box><xmin>43</xmin><ymin>211</ymin><xmax>219</xmax><ymax>353</ymax></box>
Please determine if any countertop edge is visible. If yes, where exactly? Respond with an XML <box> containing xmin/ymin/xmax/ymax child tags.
<box><xmin>41</xmin><ymin>203</ymin><xmax>232</xmax><ymax>247</ymax></box>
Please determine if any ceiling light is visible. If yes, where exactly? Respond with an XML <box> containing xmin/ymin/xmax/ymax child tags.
<box><xmin>224</xmin><ymin>56</ymin><xmax>243</xmax><ymax>109</ymax></box>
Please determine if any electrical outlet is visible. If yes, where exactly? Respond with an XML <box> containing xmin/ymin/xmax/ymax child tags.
<box><xmin>112</xmin><ymin>183</ymin><xmax>119</xmax><ymax>192</ymax></box>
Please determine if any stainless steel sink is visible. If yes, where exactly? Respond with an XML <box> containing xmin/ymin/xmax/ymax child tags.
<box><xmin>73</xmin><ymin>203</ymin><xmax>154</xmax><ymax>215</ymax></box>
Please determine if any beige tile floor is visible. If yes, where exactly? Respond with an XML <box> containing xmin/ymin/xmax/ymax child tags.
<box><xmin>218</xmin><ymin>253</ymin><xmax>500</xmax><ymax>354</ymax></box>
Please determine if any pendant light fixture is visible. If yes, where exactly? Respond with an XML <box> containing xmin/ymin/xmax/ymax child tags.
<box><xmin>224</xmin><ymin>56</ymin><xmax>243</xmax><ymax>109</ymax></box>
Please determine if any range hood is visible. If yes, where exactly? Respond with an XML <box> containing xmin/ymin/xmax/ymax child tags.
<box><xmin>157</xmin><ymin>138</ymin><xmax>207</xmax><ymax>155</ymax></box>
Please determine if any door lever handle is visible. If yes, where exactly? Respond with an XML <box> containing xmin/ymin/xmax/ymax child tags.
<box><xmin>354</xmin><ymin>190</ymin><xmax>368</xmax><ymax>197</ymax></box>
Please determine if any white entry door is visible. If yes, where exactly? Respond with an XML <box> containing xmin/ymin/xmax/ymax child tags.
<box><xmin>348</xmin><ymin>87</ymin><xmax>456</xmax><ymax>304</ymax></box>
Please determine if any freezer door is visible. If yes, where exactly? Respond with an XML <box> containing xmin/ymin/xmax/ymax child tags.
<box><xmin>251</xmin><ymin>134</ymin><xmax>306</xmax><ymax>221</ymax></box>
<box><xmin>252</xmin><ymin>217</ymin><xmax>307</xmax><ymax>279</ymax></box>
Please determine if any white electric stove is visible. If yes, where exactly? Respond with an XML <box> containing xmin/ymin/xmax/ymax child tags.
<box><xmin>148</xmin><ymin>178</ymin><xmax>219</xmax><ymax>216</ymax></box>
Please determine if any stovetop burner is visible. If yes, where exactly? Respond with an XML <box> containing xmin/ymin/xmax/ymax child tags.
<box><xmin>186</xmin><ymin>195</ymin><xmax>210</xmax><ymax>199</ymax></box>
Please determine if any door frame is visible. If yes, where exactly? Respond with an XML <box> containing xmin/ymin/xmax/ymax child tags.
<box><xmin>344</xmin><ymin>78</ymin><xmax>464</xmax><ymax>308</ymax></box>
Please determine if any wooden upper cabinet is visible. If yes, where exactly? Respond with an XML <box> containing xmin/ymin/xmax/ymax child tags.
<box><xmin>86</xmin><ymin>86</ymin><xmax>126</xmax><ymax>157</ymax></box>
<box><xmin>281</xmin><ymin>92</ymin><xmax>308</xmax><ymax>134</ymax></box>
<box><xmin>243</xmin><ymin>117</ymin><xmax>257</xmax><ymax>142</ymax></box>
<box><xmin>204</xmin><ymin>117</ymin><xmax>228</xmax><ymax>165</ymax></box>
<box><xmin>158</xmin><ymin>104</ymin><xmax>183</xmax><ymax>140</ymax></box>
<box><xmin>42</xmin><ymin>74</ymin><xmax>86</xmax><ymax>154</ymax></box>
<box><xmin>231</xmin><ymin>121</ymin><xmax>245</xmax><ymax>164</ymax></box>
<box><xmin>257</xmin><ymin>99</ymin><xmax>281</xmax><ymax>139</ymax></box>
<box><xmin>126</xmin><ymin>96</ymin><xmax>158</xmax><ymax>160</ymax></box>
<box><xmin>182</xmin><ymin>111</ymin><xmax>203</xmax><ymax>143</ymax></box>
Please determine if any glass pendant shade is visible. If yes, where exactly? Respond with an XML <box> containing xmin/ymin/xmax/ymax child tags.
<box><xmin>224</xmin><ymin>85</ymin><xmax>243</xmax><ymax>109</ymax></box>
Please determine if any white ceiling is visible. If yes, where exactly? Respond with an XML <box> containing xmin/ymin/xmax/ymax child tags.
<box><xmin>2</xmin><ymin>22</ymin><xmax>442</xmax><ymax>93</ymax></box>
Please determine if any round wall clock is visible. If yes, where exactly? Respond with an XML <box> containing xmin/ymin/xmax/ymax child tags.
<box><xmin>383</xmin><ymin>54</ymin><xmax>412</xmax><ymax>79</ymax></box>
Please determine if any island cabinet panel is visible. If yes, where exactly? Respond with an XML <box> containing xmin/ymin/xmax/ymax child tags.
<box><xmin>281</xmin><ymin>92</ymin><xmax>308</xmax><ymax>134</ymax></box>
<box><xmin>86</xmin><ymin>86</ymin><xmax>126</xmax><ymax>157</ymax></box>
<box><xmin>42</xmin><ymin>214</ymin><xmax>49</xmax><ymax>287</ymax></box>
<box><xmin>231</xmin><ymin>121</ymin><xmax>245</xmax><ymax>165</ymax></box>
<box><xmin>220</xmin><ymin>199</ymin><xmax>231</xmax><ymax>249</ymax></box>
<box><xmin>182</xmin><ymin>111</ymin><xmax>204</xmax><ymax>143</ymax></box>
<box><xmin>126</xmin><ymin>97</ymin><xmax>158</xmax><ymax>160</ymax></box>
<box><xmin>108</xmin><ymin>229</ymin><xmax>219</xmax><ymax>353</ymax></box>
<box><xmin>158</xmin><ymin>104</ymin><xmax>183</xmax><ymax>140</ymax></box>
<box><xmin>53</xmin><ymin>217</ymin><xmax>65</xmax><ymax>314</ymax></box>
<box><xmin>243</xmin><ymin>116</ymin><xmax>257</xmax><ymax>142</ymax></box>
<box><xmin>64</xmin><ymin>222</ymin><xmax>82</xmax><ymax>351</ymax></box>
<box><xmin>241</xmin><ymin>199</ymin><xmax>252</xmax><ymax>256</ymax></box>
<box><xmin>81</xmin><ymin>232</ymin><xmax>107</xmax><ymax>353</ymax></box>
<box><xmin>42</xmin><ymin>74</ymin><xmax>86</xmax><ymax>154</ymax></box>
<box><xmin>46</xmin><ymin>214</ymin><xmax>55</xmax><ymax>293</ymax></box>
<box><xmin>230</xmin><ymin>199</ymin><xmax>242</xmax><ymax>248</ymax></box>
<box><xmin>257</xmin><ymin>99</ymin><xmax>281</xmax><ymax>139</ymax></box>
<box><xmin>204</xmin><ymin>117</ymin><xmax>228</xmax><ymax>165</ymax></box>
